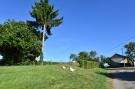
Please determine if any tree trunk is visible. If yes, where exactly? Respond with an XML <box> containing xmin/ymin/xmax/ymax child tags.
<box><xmin>40</xmin><ymin>24</ymin><xmax>46</xmax><ymax>65</ymax></box>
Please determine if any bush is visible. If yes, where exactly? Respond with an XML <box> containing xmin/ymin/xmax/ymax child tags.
<box><xmin>18</xmin><ymin>59</ymin><xmax>37</xmax><ymax>65</ymax></box>
<box><xmin>43</xmin><ymin>61</ymin><xmax>68</xmax><ymax>65</ymax></box>
<box><xmin>79</xmin><ymin>60</ymin><xmax>100</xmax><ymax>69</ymax></box>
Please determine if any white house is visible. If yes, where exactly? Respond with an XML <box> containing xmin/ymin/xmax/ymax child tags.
<box><xmin>0</xmin><ymin>55</ymin><xmax>3</xmax><ymax>60</ymax></box>
<box><xmin>110</xmin><ymin>54</ymin><xmax>129</xmax><ymax>67</ymax></box>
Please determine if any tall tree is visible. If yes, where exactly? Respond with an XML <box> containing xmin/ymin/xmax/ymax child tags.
<box><xmin>29</xmin><ymin>0</ymin><xmax>63</xmax><ymax>63</ymax></box>
<box><xmin>124</xmin><ymin>42</ymin><xmax>135</xmax><ymax>65</ymax></box>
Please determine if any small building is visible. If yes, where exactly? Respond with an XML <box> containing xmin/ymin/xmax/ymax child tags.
<box><xmin>133</xmin><ymin>58</ymin><xmax>135</xmax><ymax>67</ymax></box>
<box><xmin>110</xmin><ymin>54</ymin><xmax>131</xmax><ymax>67</ymax></box>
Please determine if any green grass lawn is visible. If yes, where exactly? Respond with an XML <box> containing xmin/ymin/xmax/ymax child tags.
<box><xmin>0</xmin><ymin>65</ymin><xmax>110</xmax><ymax>89</ymax></box>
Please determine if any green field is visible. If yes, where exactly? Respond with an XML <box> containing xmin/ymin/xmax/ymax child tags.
<box><xmin>0</xmin><ymin>65</ymin><xmax>110</xmax><ymax>89</ymax></box>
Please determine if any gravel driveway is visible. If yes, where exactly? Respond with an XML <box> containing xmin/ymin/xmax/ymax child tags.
<box><xmin>111</xmin><ymin>67</ymin><xmax>135</xmax><ymax>89</ymax></box>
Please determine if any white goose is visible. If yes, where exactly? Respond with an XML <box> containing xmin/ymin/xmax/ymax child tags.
<box><xmin>69</xmin><ymin>67</ymin><xmax>75</xmax><ymax>72</ymax></box>
<box><xmin>62</xmin><ymin>66</ymin><xmax>66</xmax><ymax>70</ymax></box>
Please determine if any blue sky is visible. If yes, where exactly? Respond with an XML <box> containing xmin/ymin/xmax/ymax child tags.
<box><xmin>0</xmin><ymin>0</ymin><xmax>135</xmax><ymax>62</ymax></box>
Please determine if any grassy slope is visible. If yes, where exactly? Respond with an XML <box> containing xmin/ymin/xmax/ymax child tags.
<box><xmin>0</xmin><ymin>65</ymin><xmax>109</xmax><ymax>89</ymax></box>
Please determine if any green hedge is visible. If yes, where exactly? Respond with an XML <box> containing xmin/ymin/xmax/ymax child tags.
<box><xmin>79</xmin><ymin>60</ymin><xmax>100</xmax><ymax>69</ymax></box>
<box><xmin>43</xmin><ymin>61</ymin><xmax>69</xmax><ymax>65</ymax></box>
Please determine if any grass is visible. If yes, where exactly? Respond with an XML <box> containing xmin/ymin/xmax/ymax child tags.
<box><xmin>0</xmin><ymin>65</ymin><xmax>111</xmax><ymax>89</ymax></box>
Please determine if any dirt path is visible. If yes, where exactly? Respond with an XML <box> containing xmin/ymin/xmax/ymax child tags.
<box><xmin>111</xmin><ymin>67</ymin><xmax>135</xmax><ymax>89</ymax></box>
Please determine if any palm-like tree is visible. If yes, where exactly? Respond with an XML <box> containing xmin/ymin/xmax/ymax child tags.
<box><xmin>29</xmin><ymin>0</ymin><xmax>63</xmax><ymax>63</ymax></box>
<box><xmin>70</xmin><ymin>54</ymin><xmax>79</xmax><ymax>62</ymax></box>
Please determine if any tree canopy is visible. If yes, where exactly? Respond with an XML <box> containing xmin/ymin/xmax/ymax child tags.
<box><xmin>30</xmin><ymin>0</ymin><xmax>63</xmax><ymax>32</ymax></box>
<box><xmin>0</xmin><ymin>20</ymin><xmax>41</xmax><ymax>65</ymax></box>
<box><xmin>124</xmin><ymin>42</ymin><xmax>135</xmax><ymax>66</ymax></box>
<box><xmin>125</xmin><ymin>42</ymin><xmax>135</xmax><ymax>59</ymax></box>
<box><xmin>70</xmin><ymin>50</ymin><xmax>99</xmax><ymax>62</ymax></box>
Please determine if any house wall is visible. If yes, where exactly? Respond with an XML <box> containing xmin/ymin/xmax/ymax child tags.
<box><xmin>111</xmin><ymin>58</ymin><xmax>130</xmax><ymax>67</ymax></box>
<box><xmin>120</xmin><ymin>58</ymin><xmax>128</xmax><ymax>63</ymax></box>
<box><xmin>110</xmin><ymin>61</ymin><xmax>120</xmax><ymax>67</ymax></box>
<box><xmin>111</xmin><ymin>57</ymin><xmax>123</xmax><ymax>67</ymax></box>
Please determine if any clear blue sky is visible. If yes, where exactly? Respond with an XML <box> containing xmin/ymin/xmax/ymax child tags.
<box><xmin>0</xmin><ymin>0</ymin><xmax>135</xmax><ymax>62</ymax></box>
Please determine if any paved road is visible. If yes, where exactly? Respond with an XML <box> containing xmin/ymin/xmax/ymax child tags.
<box><xmin>111</xmin><ymin>67</ymin><xmax>135</xmax><ymax>89</ymax></box>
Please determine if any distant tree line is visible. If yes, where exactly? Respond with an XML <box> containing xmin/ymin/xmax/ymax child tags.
<box><xmin>70</xmin><ymin>51</ymin><xmax>100</xmax><ymax>68</ymax></box>
<box><xmin>70</xmin><ymin>51</ymin><xmax>98</xmax><ymax>62</ymax></box>
<box><xmin>69</xmin><ymin>42</ymin><xmax>135</xmax><ymax>68</ymax></box>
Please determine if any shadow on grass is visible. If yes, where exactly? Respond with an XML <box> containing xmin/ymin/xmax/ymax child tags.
<box><xmin>96</xmin><ymin>69</ymin><xmax>135</xmax><ymax>81</ymax></box>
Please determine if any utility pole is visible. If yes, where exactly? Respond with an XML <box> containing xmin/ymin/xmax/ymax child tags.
<box><xmin>122</xmin><ymin>48</ymin><xmax>125</xmax><ymax>67</ymax></box>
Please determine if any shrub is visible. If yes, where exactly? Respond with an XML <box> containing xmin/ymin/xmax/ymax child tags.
<box><xmin>79</xmin><ymin>60</ymin><xmax>100</xmax><ymax>69</ymax></box>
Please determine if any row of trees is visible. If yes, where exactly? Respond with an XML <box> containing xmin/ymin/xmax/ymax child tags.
<box><xmin>0</xmin><ymin>0</ymin><xmax>63</xmax><ymax>65</ymax></box>
<box><xmin>70</xmin><ymin>51</ymin><xmax>98</xmax><ymax>62</ymax></box>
